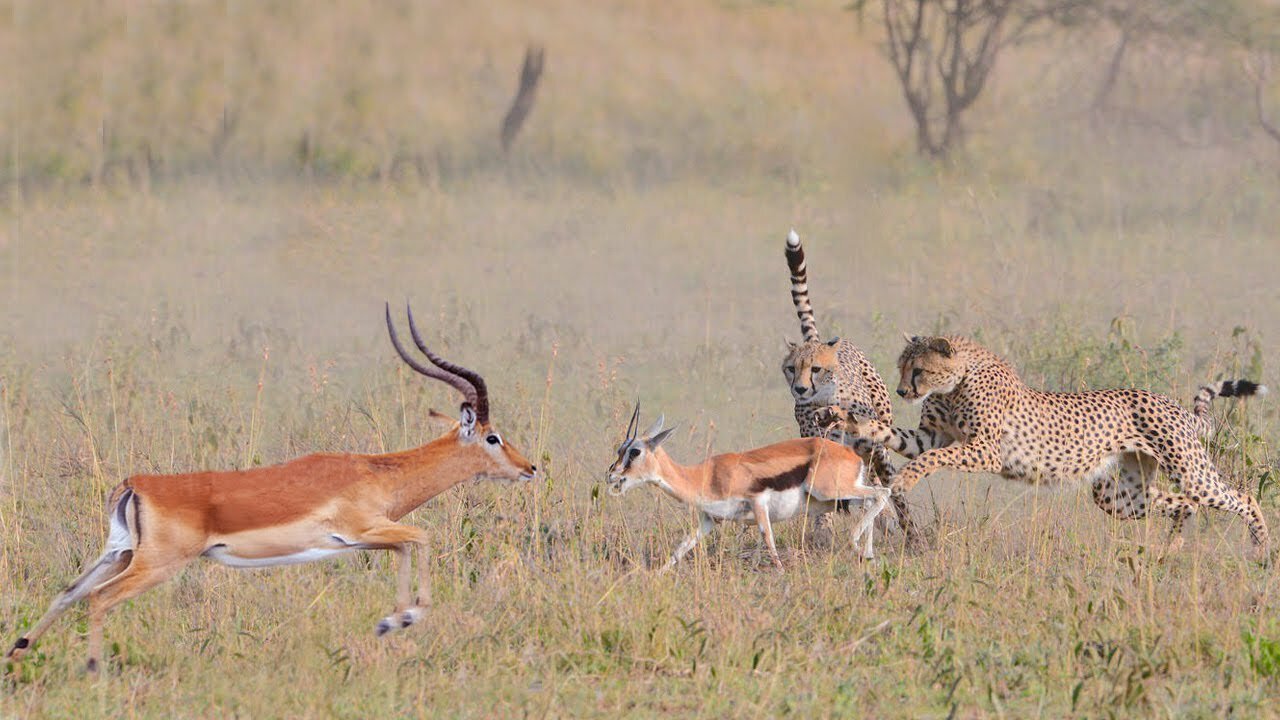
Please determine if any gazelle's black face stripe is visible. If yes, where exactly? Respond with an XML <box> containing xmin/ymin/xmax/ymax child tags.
<box><xmin>613</xmin><ymin>440</ymin><xmax>643</xmax><ymax>473</ymax></box>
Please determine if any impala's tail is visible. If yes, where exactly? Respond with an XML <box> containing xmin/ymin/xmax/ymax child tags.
<box><xmin>785</xmin><ymin>229</ymin><xmax>820</xmax><ymax>343</ymax></box>
<box><xmin>1192</xmin><ymin>379</ymin><xmax>1268</xmax><ymax>435</ymax></box>
<box><xmin>6</xmin><ymin>484</ymin><xmax>139</xmax><ymax>661</ymax></box>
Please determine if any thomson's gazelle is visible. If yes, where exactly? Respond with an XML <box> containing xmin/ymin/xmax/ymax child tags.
<box><xmin>606</xmin><ymin>405</ymin><xmax>891</xmax><ymax>570</ymax></box>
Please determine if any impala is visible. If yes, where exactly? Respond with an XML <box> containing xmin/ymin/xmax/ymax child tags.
<box><xmin>606</xmin><ymin>405</ymin><xmax>891</xmax><ymax>570</ymax></box>
<box><xmin>6</xmin><ymin>304</ymin><xmax>537</xmax><ymax>673</ymax></box>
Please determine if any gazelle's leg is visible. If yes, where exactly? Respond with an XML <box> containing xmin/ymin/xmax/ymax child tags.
<box><xmin>84</xmin><ymin>555</ymin><xmax>193</xmax><ymax>673</ymax></box>
<box><xmin>348</xmin><ymin>523</ymin><xmax>432</xmax><ymax>637</ymax></box>
<box><xmin>666</xmin><ymin>512</ymin><xmax>715</xmax><ymax>570</ymax></box>
<box><xmin>846</xmin><ymin>488</ymin><xmax>891</xmax><ymax>560</ymax></box>
<box><xmin>752</xmin><ymin>501</ymin><xmax>784</xmax><ymax>571</ymax></box>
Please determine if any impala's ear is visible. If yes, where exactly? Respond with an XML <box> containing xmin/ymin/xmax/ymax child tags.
<box><xmin>647</xmin><ymin>426</ymin><xmax>677</xmax><ymax>449</ymax></box>
<box><xmin>459</xmin><ymin>404</ymin><xmax>477</xmax><ymax>438</ymax></box>
<box><xmin>928</xmin><ymin>337</ymin><xmax>954</xmax><ymax>357</ymax></box>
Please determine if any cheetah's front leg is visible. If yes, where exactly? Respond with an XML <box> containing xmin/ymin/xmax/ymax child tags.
<box><xmin>892</xmin><ymin>441</ymin><xmax>1002</xmax><ymax>494</ymax></box>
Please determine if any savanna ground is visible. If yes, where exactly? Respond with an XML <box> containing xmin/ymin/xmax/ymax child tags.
<box><xmin>3</xmin><ymin>1</ymin><xmax>1280</xmax><ymax>717</ymax></box>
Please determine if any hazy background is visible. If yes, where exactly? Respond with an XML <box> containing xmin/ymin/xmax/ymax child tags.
<box><xmin>3</xmin><ymin>1</ymin><xmax>1280</xmax><ymax>717</ymax></box>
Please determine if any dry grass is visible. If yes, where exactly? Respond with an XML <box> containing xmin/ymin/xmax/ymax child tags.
<box><xmin>3</xmin><ymin>1</ymin><xmax>1280</xmax><ymax>717</ymax></box>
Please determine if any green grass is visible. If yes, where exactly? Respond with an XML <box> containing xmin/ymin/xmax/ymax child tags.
<box><xmin>3</xmin><ymin>0</ymin><xmax>1280</xmax><ymax>716</ymax></box>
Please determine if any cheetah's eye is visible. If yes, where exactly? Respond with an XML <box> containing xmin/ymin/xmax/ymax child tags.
<box><xmin>911</xmin><ymin>368</ymin><xmax>923</xmax><ymax>380</ymax></box>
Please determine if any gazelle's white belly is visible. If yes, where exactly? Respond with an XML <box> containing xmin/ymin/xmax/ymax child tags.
<box><xmin>697</xmin><ymin>488</ymin><xmax>832</xmax><ymax>523</ymax></box>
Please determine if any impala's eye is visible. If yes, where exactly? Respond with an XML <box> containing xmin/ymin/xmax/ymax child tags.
<box><xmin>486</xmin><ymin>434</ymin><xmax>502</xmax><ymax>446</ymax></box>
<box><xmin>629</xmin><ymin>447</ymin><xmax>641</xmax><ymax>459</ymax></box>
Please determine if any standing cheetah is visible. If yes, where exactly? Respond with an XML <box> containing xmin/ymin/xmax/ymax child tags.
<box><xmin>780</xmin><ymin>230</ymin><xmax>915</xmax><ymax>539</ymax></box>
<box><xmin>824</xmin><ymin>334</ymin><xmax>1269</xmax><ymax>559</ymax></box>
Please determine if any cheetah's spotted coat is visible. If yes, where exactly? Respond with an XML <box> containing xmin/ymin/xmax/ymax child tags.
<box><xmin>831</xmin><ymin>335</ymin><xmax>1270</xmax><ymax>558</ymax></box>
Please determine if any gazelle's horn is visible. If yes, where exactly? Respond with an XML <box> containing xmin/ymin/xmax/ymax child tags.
<box><xmin>625</xmin><ymin>401</ymin><xmax>640</xmax><ymax>443</ymax></box>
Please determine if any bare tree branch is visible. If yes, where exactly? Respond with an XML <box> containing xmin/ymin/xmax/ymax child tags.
<box><xmin>1244</xmin><ymin>52</ymin><xmax>1280</xmax><ymax>146</ymax></box>
<box><xmin>500</xmin><ymin>46</ymin><xmax>546</xmax><ymax>154</ymax></box>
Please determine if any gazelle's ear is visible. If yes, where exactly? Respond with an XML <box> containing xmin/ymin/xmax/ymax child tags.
<box><xmin>642</xmin><ymin>413</ymin><xmax>665</xmax><ymax>438</ymax></box>
<box><xmin>647</xmin><ymin>426</ymin><xmax>677</xmax><ymax>449</ymax></box>
<box><xmin>459</xmin><ymin>404</ymin><xmax>477</xmax><ymax>438</ymax></box>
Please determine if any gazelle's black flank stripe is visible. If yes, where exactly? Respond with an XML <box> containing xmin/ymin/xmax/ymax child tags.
<box><xmin>785</xmin><ymin>230</ymin><xmax>820</xmax><ymax>343</ymax></box>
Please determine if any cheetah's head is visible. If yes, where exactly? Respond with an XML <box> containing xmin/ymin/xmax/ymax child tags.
<box><xmin>783</xmin><ymin>338</ymin><xmax>841</xmax><ymax>405</ymax></box>
<box><xmin>895</xmin><ymin>335</ymin><xmax>963</xmax><ymax>404</ymax></box>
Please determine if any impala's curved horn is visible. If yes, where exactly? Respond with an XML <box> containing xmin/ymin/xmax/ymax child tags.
<box><xmin>405</xmin><ymin>303</ymin><xmax>490</xmax><ymax>424</ymax></box>
<box><xmin>624</xmin><ymin>401</ymin><xmax>641</xmax><ymax>443</ymax></box>
<box><xmin>385</xmin><ymin>303</ymin><xmax>479</xmax><ymax>413</ymax></box>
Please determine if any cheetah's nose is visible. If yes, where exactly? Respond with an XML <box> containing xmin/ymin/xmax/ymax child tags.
<box><xmin>793</xmin><ymin>385</ymin><xmax>806</xmax><ymax>394</ymax></box>
<box><xmin>896</xmin><ymin>388</ymin><xmax>907</xmax><ymax>397</ymax></box>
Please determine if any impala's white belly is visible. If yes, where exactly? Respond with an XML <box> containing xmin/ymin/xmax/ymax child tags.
<box><xmin>202</xmin><ymin>531</ymin><xmax>365</xmax><ymax>569</ymax></box>
<box><xmin>202</xmin><ymin>545</ymin><xmax>356</xmax><ymax>568</ymax></box>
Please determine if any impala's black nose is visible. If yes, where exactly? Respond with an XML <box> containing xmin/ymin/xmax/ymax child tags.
<box><xmin>896</xmin><ymin>388</ymin><xmax>907</xmax><ymax>397</ymax></box>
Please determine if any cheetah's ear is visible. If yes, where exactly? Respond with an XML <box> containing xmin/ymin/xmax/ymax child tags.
<box><xmin>826</xmin><ymin>337</ymin><xmax>840</xmax><ymax>347</ymax></box>
<box><xmin>928</xmin><ymin>337</ymin><xmax>954</xmax><ymax>357</ymax></box>
<box><xmin>902</xmin><ymin>332</ymin><xmax>918</xmax><ymax>345</ymax></box>
<box><xmin>785</xmin><ymin>337</ymin><xmax>798</xmax><ymax>350</ymax></box>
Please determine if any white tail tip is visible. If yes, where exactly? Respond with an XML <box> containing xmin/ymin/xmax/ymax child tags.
<box><xmin>786</xmin><ymin>229</ymin><xmax>800</xmax><ymax>248</ymax></box>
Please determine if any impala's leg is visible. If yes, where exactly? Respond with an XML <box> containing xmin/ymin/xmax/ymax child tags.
<box><xmin>665</xmin><ymin>512</ymin><xmax>714</xmax><ymax>571</ymax></box>
<box><xmin>350</xmin><ymin>523</ymin><xmax>432</xmax><ymax>637</ymax></box>
<box><xmin>6</xmin><ymin>550</ymin><xmax>133</xmax><ymax>664</ymax></box>
<box><xmin>752</xmin><ymin>501</ymin><xmax>784</xmax><ymax>571</ymax></box>
<box><xmin>83</xmin><ymin>555</ymin><xmax>193</xmax><ymax>673</ymax></box>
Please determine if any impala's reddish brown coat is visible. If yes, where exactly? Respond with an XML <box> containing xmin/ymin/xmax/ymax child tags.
<box><xmin>6</xmin><ymin>305</ymin><xmax>536</xmax><ymax>673</ymax></box>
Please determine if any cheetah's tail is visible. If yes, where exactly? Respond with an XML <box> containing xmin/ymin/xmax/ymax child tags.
<box><xmin>1192</xmin><ymin>379</ymin><xmax>1268</xmax><ymax>432</ymax></box>
<box><xmin>785</xmin><ymin>229</ymin><xmax>820</xmax><ymax>343</ymax></box>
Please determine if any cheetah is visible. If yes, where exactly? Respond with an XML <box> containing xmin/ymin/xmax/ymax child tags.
<box><xmin>780</xmin><ymin>230</ymin><xmax>915</xmax><ymax>539</ymax></box>
<box><xmin>823</xmin><ymin>334</ymin><xmax>1270</xmax><ymax>559</ymax></box>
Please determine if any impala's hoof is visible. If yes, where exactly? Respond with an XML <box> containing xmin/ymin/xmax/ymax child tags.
<box><xmin>6</xmin><ymin>637</ymin><xmax>29</xmax><ymax>661</ymax></box>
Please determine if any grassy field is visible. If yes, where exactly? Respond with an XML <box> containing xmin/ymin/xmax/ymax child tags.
<box><xmin>4</xmin><ymin>1</ymin><xmax>1280</xmax><ymax>718</ymax></box>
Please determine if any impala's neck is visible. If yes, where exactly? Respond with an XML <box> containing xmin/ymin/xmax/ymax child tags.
<box><xmin>650</xmin><ymin>449</ymin><xmax>715</xmax><ymax>505</ymax></box>
<box><xmin>368</xmin><ymin>430</ymin><xmax>488</xmax><ymax>520</ymax></box>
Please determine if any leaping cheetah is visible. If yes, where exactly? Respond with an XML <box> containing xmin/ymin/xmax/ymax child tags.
<box><xmin>824</xmin><ymin>334</ymin><xmax>1269</xmax><ymax>559</ymax></box>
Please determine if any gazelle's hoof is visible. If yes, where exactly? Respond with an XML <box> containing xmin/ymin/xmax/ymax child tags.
<box><xmin>375</xmin><ymin>606</ymin><xmax>425</xmax><ymax>637</ymax></box>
